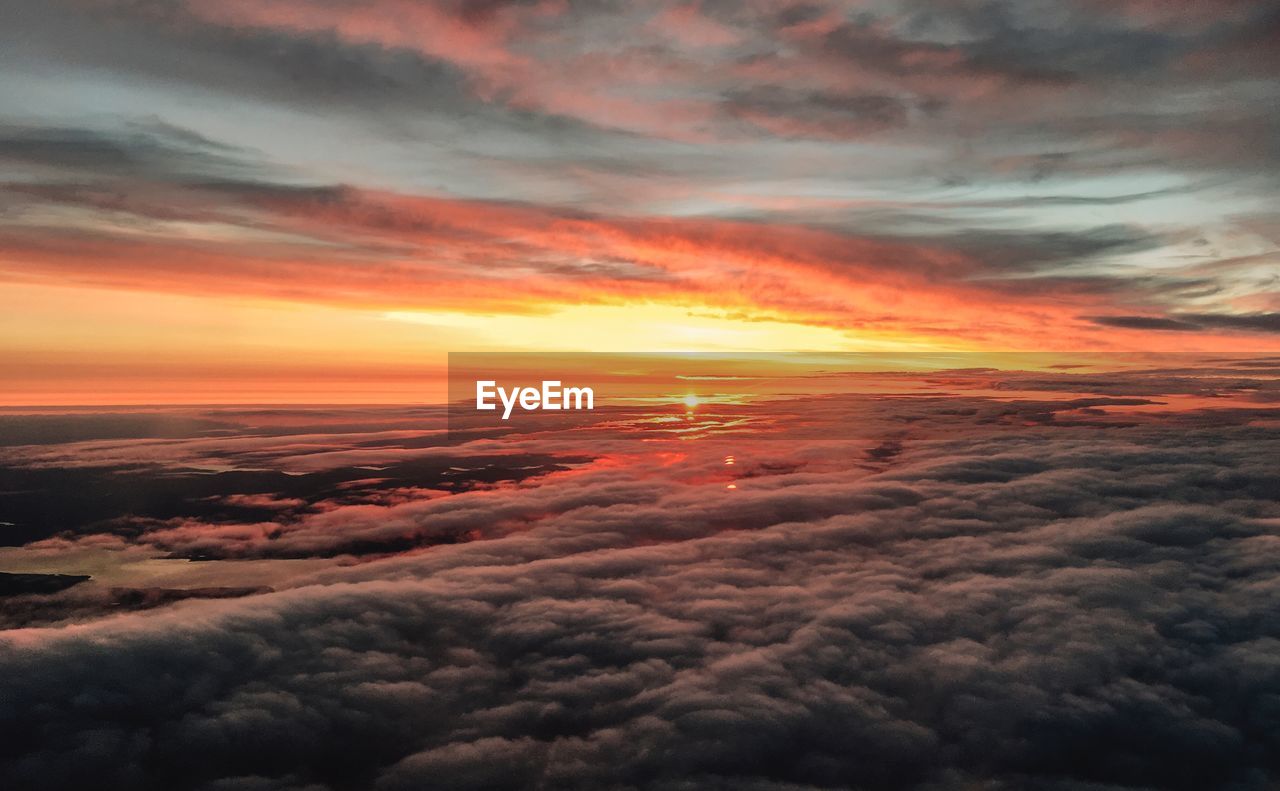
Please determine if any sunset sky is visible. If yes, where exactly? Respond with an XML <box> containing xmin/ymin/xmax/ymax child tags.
<box><xmin>2</xmin><ymin>0</ymin><xmax>1278</xmax><ymax>402</ymax></box>
<box><xmin>5</xmin><ymin>5</ymin><xmax>1280</xmax><ymax>789</ymax></box>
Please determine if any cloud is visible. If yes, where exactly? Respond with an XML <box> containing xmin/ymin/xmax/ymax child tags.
<box><xmin>1182</xmin><ymin>312</ymin><xmax>1280</xmax><ymax>333</ymax></box>
<box><xmin>0</xmin><ymin>120</ymin><xmax>265</xmax><ymax>184</ymax></box>
<box><xmin>1087</xmin><ymin>315</ymin><xmax>1204</xmax><ymax>331</ymax></box>
<box><xmin>1088</xmin><ymin>312</ymin><xmax>1280</xmax><ymax>334</ymax></box>
<box><xmin>2</xmin><ymin>404</ymin><xmax>1279</xmax><ymax>788</ymax></box>
<box><xmin>2</xmin><ymin>2</ymin><xmax>1279</xmax><ymax>352</ymax></box>
<box><xmin>5</xmin><ymin>144</ymin><xmax>1263</xmax><ymax>351</ymax></box>
<box><xmin>2</xmin><ymin>372</ymin><xmax>1280</xmax><ymax>781</ymax></box>
<box><xmin>722</xmin><ymin>87</ymin><xmax>913</xmax><ymax>140</ymax></box>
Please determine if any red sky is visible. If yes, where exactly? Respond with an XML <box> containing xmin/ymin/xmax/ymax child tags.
<box><xmin>2</xmin><ymin>0</ymin><xmax>1278</xmax><ymax>403</ymax></box>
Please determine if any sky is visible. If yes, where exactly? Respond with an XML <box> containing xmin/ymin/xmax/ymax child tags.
<box><xmin>2</xmin><ymin>363</ymin><xmax>1280</xmax><ymax>789</ymax></box>
<box><xmin>2</xmin><ymin>0</ymin><xmax>1280</xmax><ymax>403</ymax></box>
<box><xmin>4</xmin><ymin>7</ymin><xmax>1280</xmax><ymax>785</ymax></box>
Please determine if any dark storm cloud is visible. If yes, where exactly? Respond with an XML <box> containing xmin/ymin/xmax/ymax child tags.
<box><xmin>3</xmin><ymin>412</ymin><xmax>1280</xmax><ymax>790</ymax></box>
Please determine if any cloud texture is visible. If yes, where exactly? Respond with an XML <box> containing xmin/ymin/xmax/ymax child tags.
<box><xmin>3</xmin><ymin>367</ymin><xmax>1280</xmax><ymax>789</ymax></box>
<box><xmin>2</xmin><ymin>0</ymin><xmax>1280</xmax><ymax>387</ymax></box>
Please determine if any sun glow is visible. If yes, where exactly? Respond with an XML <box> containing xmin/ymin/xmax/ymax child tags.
<box><xmin>384</xmin><ymin>302</ymin><xmax>939</xmax><ymax>353</ymax></box>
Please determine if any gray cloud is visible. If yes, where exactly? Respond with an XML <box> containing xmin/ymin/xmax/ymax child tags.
<box><xmin>2</xmin><ymin>390</ymin><xmax>1280</xmax><ymax>789</ymax></box>
<box><xmin>1087</xmin><ymin>315</ymin><xmax>1204</xmax><ymax>332</ymax></box>
<box><xmin>723</xmin><ymin>87</ymin><xmax>912</xmax><ymax>139</ymax></box>
<box><xmin>0</xmin><ymin>121</ymin><xmax>261</xmax><ymax>181</ymax></box>
<box><xmin>1089</xmin><ymin>313</ymin><xmax>1280</xmax><ymax>334</ymax></box>
<box><xmin>1</xmin><ymin>1</ymin><xmax>1277</xmax><ymax>331</ymax></box>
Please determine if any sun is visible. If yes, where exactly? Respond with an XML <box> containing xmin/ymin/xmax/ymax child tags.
<box><xmin>683</xmin><ymin>393</ymin><xmax>700</xmax><ymax>409</ymax></box>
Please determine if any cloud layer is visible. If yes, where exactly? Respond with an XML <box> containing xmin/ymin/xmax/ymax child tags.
<box><xmin>3</xmin><ymin>367</ymin><xmax>1280</xmax><ymax>789</ymax></box>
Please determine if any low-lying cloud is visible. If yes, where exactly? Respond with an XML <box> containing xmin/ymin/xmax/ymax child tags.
<box><xmin>3</xmin><ymin>372</ymin><xmax>1280</xmax><ymax>789</ymax></box>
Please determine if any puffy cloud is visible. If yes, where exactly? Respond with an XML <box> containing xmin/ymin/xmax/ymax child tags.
<box><xmin>2</xmin><ymin>384</ymin><xmax>1280</xmax><ymax>788</ymax></box>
